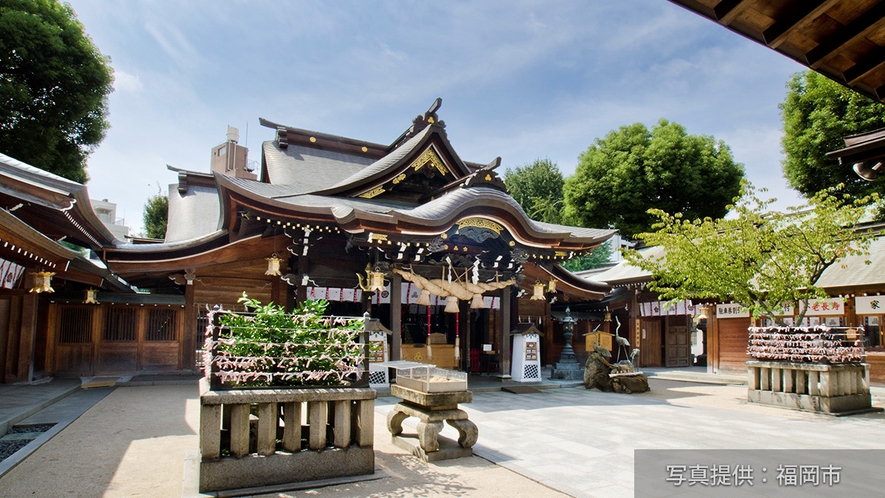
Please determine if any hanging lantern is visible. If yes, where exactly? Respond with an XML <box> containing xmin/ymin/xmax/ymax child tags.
<box><xmin>30</xmin><ymin>270</ymin><xmax>55</xmax><ymax>294</ymax></box>
<box><xmin>367</xmin><ymin>270</ymin><xmax>386</xmax><ymax>293</ymax></box>
<box><xmin>445</xmin><ymin>296</ymin><xmax>460</xmax><ymax>313</ymax></box>
<box><xmin>604</xmin><ymin>311</ymin><xmax>611</xmax><ymax>322</ymax></box>
<box><xmin>470</xmin><ymin>293</ymin><xmax>485</xmax><ymax>309</ymax></box>
<box><xmin>547</xmin><ymin>279</ymin><xmax>557</xmax><ymax>294</ymax></box>
<box><xmin>265</xmin><ymin>254</ymin><xmax>283</xmax><ymax>276</ymax></box>
<box><xmin>84</xmin><ymin>288</ymin><xmax>99</xmax><ymax>304</ymax></box>
<box><xmin>531</xmin><ymin>280</ymin><xmax>545</xmax><ymax>300</ymax></box>
<box><xmin>416</xmin><ymin>289</ymin><xmax>431</xmax><ymax>306</ymax></box>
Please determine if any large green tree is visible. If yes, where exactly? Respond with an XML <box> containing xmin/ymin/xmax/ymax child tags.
<box><xmin>781</xmin><ymin>70</ymin><xmax>885</xmax><ymax>201</ymax></box>
<box><xmin>624</xmin><ymin>182</ymin><xmax>877</xmax><ymax>324</ymax></box>
<box><xmin>503</xmin><ymin>158</ymin><xmax>565</xmax><ymax>224</ymax></box>
<box><xmin>0</xmin><ymin>0</ymin><xmax>113</xmax><ymax>183</ymax></box>
<box><xmin>563</xmin><ymin>119</ymin><xmax>743</xmax><ymax>240</ymax></box>
<box><xmin>143</xmin><ymin>190</ymin><xmax>168</xmax><ymax>240</ymax></box>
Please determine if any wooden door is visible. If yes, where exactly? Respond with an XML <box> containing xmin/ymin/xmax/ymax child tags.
<box><xmin>716</xmin><ymin>318</ymin><xmax>752</xmax><ymax>372</ymax></box>
<box><xmin>665</xmin><ymin>325</ymin><xmax>690</xmax><ymax>367</ymax></box>
<box><xmin>639</xmin><ymin>319</ymin><xmax>662</xmax><ymax>367</ymax></box>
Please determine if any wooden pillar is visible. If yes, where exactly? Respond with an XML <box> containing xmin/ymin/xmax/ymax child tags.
<box><xmin>500</xmin><ymin>286</ymin><xmax>512</xmax><ymax>377</ymax></box>
<box><xmin>17</xmin><ymin>292</ymin><xmax>38</xmax><ymax>382</ymax></box>
<box><xmin>182</xmin><ymin>283</ymin><xmax>197</xmax><ymax>372</ymax></box>
<box><xmin>709</xmin><ymin>305</ymin><xmax>720</xmax><ymax>374</ymax></box>
<box><xmin>390</xmin><ymin>272</ymin><xmax>402</xmax><ymax>361</ymax></box>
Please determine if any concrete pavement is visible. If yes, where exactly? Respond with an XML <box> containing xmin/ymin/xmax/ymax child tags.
<box><xmin>0</xmin><ymin>371</ymin><xmax>883</xmax><ymax>497</ymax></box>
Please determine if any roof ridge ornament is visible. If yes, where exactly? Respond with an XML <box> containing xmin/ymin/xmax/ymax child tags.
<box><xmin>392</xmin><ymin>98</ymin><xmax>445</xmax><ymax>148</ymax></box>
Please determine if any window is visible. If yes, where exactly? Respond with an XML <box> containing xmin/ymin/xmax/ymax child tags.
<box><xmin>146</xmin><ymin>308</ymin><xmax>177</xmax><ymax>341</ymax></box>
<box><xmin>104</xmin><ymin>307</ymin><xmax>137</xmax><ymax>341</ymax></box>
<box><xmin>59</xmin><ymin>307</ymin><xmax>93</xmax><ymax>343</ymax></box>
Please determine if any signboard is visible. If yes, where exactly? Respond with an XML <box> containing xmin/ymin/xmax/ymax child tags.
<box><xmin>855</xmin><ymin>296</ymin><xmax>884</xmax><ymax>315</ymax></box>
<box><xmin>716</xmin><ymin>303</ymin><xmax>750</xmax><ymax>319</ymax></box>
<box><xmin>800</xmin><ymin>298</ymin><xmax>845</xmax><ymax>316</ymax></box>
<box><xmin>525</xmin><ymin>341</ymin><xmax>538</xmax><ymax>361</ymax></box>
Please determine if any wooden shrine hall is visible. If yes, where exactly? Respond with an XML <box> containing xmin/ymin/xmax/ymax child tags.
<box><xmin>89</xmin><ymin>99</ymin><xmax>614</xmax><ymax>378</ymax></box>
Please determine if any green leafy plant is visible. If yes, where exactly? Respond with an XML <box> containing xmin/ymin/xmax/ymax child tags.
<box><xmin>205</xmin><ymin>293</ymin><xmax>365</xmax><ymax>387</ymax></box>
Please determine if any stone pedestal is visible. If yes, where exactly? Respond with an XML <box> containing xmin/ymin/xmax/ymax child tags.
<box><xmin>746</xmin><ymin>360</ymin><xmax>882</xmax><ymax>415</ymax></box>
<box><xmin>387</xmin><ymin>384</ymin><xmax>477</xmax><ymax>462</ymax></box>
<box><xmin>198</xmin><ymin>379</ymin><xmax>376</xmax><ymax>493</ymax></box>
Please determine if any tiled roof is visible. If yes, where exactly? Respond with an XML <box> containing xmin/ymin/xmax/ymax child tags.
<box><xmin>262</xmin><ymin>141</ymin><xmax>373</xmax><ymax>189</ymax></box>
<box><xmin>324</xmin><ymin>125</ymin><xmax>433</xmax><ymax>191</ymax></box>
<box><xmin>165</xmin><ymin>182</ymin><xmax>222</xmax><ymax>243</ymax></box>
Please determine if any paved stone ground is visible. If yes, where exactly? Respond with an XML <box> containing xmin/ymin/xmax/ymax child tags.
<box><xmin>1</xmin><ymin>379</ymin><xmax>883</xmax><ymax>497</ymax></box>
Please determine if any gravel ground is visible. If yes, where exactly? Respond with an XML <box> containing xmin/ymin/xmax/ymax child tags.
<box><xmin>0</xmin><ymin>439</ymin><xmax>31</xmax><ymax>463</ymax></box>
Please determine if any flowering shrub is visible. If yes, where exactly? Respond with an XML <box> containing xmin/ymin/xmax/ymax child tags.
<box><xmin>204</xmin><ymin>294</ymin><xmax>366</xmax><ymax>387</ymax></box>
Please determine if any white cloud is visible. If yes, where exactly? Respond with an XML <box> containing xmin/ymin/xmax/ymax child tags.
<box><xmin>112</xmin><ymin>70</ymin><xmax>143</xmax><ymax>93</ymax></box>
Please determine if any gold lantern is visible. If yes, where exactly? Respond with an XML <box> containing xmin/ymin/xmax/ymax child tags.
<box><xmin>367</xmin><ymin>270</ymin><xmax>386</xmax><ymax>292</ymax></box>
<box><xmin>30</xmin><ymin>270</ymin><xmax>55</xmax><ymax>294</ymax></box>
<box><xmin>547</xmin><ymin>279</ymin><xmax>557</xmax><ymax>294</ymax></box>
<box><xmin>84</xmin><ymin>288</ymin><xmax>99</xmax><ymax>304</ymax></box>
<box><xmin>530</xmin><ymin>280</ymin><xmax>545</xmax><ymax>300</ymax></box>
<box><xmin>265</xmin><ymin>254</ymin><xmax>283</xmax><ymax>276</ymax></box>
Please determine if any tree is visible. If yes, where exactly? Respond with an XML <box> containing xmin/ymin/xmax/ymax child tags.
<box><xmin>0</xmin><ymin>0</ymin><xmax>113</xmax><ymax>183</ymax></box>
<box><xmin>503</xmin><ymin>158</ymin><xmax>564</xmax><ymax>224</ymax></box>
<box><xmin>563</xmin><ymin>119</ymin><xmax>743</xmax><ymax>240</ymax></box>
<box><xmin>143</xmin><ymin>189</ymin><xmax>168</xmax><ymax>240</ymax></box>
<box><xmin>560</xmin><ymin>239</ymin><xmax>614</xmax><ymax>272</ymax></box>
<box><xmin>624</xmin><ymin>182</ymin><xmax>877</xmax><ymax>324</ymax></box>
<box><xmin>781</xmin><ymin>70</ymin><xmax>885</xmax><ymax>201</ymax></box>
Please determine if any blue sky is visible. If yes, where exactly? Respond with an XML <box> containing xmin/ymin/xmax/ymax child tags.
<box><xmin>66</xmin><ymin>0</ymin><xmax>807</xmax><ymax>235</ymax></box>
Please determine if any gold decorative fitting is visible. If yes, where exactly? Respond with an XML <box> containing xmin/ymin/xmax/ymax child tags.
<box><xmin>392</xmin><ymin>173</ymin><xmax>407</xmax><ymax>184</ymax></box>
<box><xmin>457</xmin><ymin>217</ymin><xmax>503</xmax><ymax>234</ymax></box>
<box><xmin>509</xmin><ymin>241</ymin><xmax>516</xmax><ymax>247</ymax></box>
<box><xmin>485</xmin><ymin>174</ymin><xmax>492</xmax><ymax>181</ymax></box>
<box><xmin>440</xmin><ymin>233</ymin><xmax>448</xmax><ymax>239</ymax></box>
<box><xmin>30</xmin><ymin>270</ymin><xmax>55</xmax><ymax>294</ymax></box>
<box><xmin>358</xmin><ymin>186</ymin><xmax>386</xmax><ymax>199</ymax></box>
<box><xmin>309</xmin><ymin>137</ymin><xmax>317</xmax><ymax>143</ymax></box>
<box><xmin>361</xmin><ymin>146</ymin><xmax>368</xmax><ymax>152</ymax></box>
<box><xmin>427</xmin><ymin>117</ymin><xmax>435</xmax><ymax>124</ymax></box>
<box><xmin>265</xmin><ymin>254</ymin><xmax>283</xmax><ymax>276</ymax></box>
<box><xmin>409</xmin><ymin>147</ymin><xmax>448</xmax><ymax>175</ymax></box>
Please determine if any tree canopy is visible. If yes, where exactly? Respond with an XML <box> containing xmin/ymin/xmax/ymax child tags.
<box><xmin>503</xmin><ymin>158</ymin><xmax>564</xmax><ymax>224</ymax></box>
<box><xmin>781</xmin><ymin>70</ymin><xmax>885</xmax><ymax>201</ymax></box>
<box><xmin>560</xmin><ymin>239</ymin><xmax>613</xmax><ymax>272</ymax></box>
<box><xmin>143</xmin><ymin>190</ymin><xmax>168</xmax><ymax>240</ymax></box>
<box><xmin>781</xmin><ymin>71</ymin><xmax>885</xmax><ymax>201</ymax></box>
<box><xmin>563</xmin><ymin>119</ymin><xmax>744</xmax><ymax>240</ymax></box>
<box><xmin>0</xmin><ymin>0</ymin><xmax>113</xmax><ymax>183</ymax></box>
<box><xmin>624</xmin><ymin>182</ymin><xmax>877</xmax><ymax>324</ymax></box>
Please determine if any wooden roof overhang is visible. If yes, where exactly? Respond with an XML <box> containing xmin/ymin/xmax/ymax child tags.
<box><xmin>0</xmin><ymin>209</ymin><xmax>131</xmax><ymax>291</ymax></box>
<box><xmin>669</xmin><ymin>0</ymin><xmax>885</xmax><ymax>103</ymax></box>
<box><xmin>0</xmin><ymin>153</ymin><xmax>118</xmax><ymax>251</ymax></box>
<box><xmin>522</xmin><ymin>262</ymin><xmax>611</xmax><ymax>302</ymax></box>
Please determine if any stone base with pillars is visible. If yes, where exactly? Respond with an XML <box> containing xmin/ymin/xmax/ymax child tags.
<box><xmin>746</xmin><ymin>360</ymin><xmax>881</xmax><ymax>415</ymax></box>
<box><xmin>198</xmin><ymin>378</ymin><xmax>376</xmax><ymax>493</ymax></box>
<box><xmin>387</xmin><ymin>384</ymin><xmax>477</xmax><ymax>462</ymax></box>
